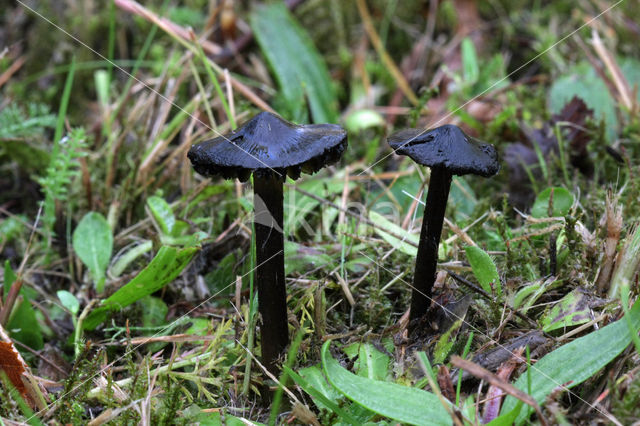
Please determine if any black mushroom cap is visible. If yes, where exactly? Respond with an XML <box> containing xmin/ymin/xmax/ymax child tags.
<box><xmin>188</xmin><ymin>111</ymin><xmax>348</xmax><ymax>182</ymax></box>
<box><xmin>388</xmin><ymin>124</ymin><xmax>500</xmax><ymax>177</ymax></box>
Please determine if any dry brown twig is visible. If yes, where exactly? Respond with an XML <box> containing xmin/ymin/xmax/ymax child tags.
<box><xmin>590</xmin><ymin>29</ymin><xmax>636</xmax><ymax>112</ymax></box>
<box><xmin>355</xmin><ymin>0</ymin><xmax>419</xmax><ymax>106</ymax></box>
<box><xmin>594</xmin><ymin>192</ymin><xmax>622</xmax><ymax>294</ymax></box>
<box><xmin>114</xmin><ymin>0</ymin><xmax>222</xmax><ymax>56</ymax></box>
<box><xmin>0</xmin><ymin>55</ymin><xmax>26</xmax><ymax>89</ymax></box>
<box><xmin>451</xmin><ymin>355</ymin><xmax>549</xmax><ymax>426</ymax></box>
<box><xmin>114</xmin><ymin>0</ymin><xmax>274</xmax><ymax>114</ymax></box>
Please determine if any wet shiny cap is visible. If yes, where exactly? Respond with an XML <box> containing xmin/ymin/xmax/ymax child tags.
<box><xmin>388</xmin><ymin>124</ymin><xmax>500</xmax><ymax>177</ymax></box>
<box><xmin>188</xmin><ymin>112</ymin><xmax>347</xmax><ymax>181</ymax></box>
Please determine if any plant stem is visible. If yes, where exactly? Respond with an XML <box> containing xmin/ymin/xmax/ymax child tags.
<box><xmin>253</xmin><ymin>174</ymin><xmax>289</xmax><ymax>373</ymax></box>
<box><xmin>409</xmin><ymin>167</ymin><xmax>452</xmax><ymax>330</ymax></box>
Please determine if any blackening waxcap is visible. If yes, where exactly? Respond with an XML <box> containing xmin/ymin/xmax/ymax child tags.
<box><xmin>188</xmin><ymin>112</ymin><xmax>347</xmax><ymax>181</ymax></box>
<box><xmin>388</xmin><ymin>124</ymin><xmax>499</xmax><ymax>177</ymax></box>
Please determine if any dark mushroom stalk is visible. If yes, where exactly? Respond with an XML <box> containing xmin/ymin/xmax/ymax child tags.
<box><xmin>411</xmin><ymin>166</ymin><xmax>451</xmax><ymax>323</ymax></box>
<box><xmin>252</xmin><ymin>173</ymin><xmax>287</xmax><ymax>371</ymax></box>
<box><xmin>388</xmin><ymin>125</ymin><xmax>499</xmax><ymax>331</ymax></box>
<box><xmin>188</xmin><ymin>112</ymin><xmax>346</xmax><ymax>373</ymax></box>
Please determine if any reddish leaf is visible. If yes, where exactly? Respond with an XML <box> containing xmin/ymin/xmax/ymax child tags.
<box><xmin>0</xmin><ymin>341</ymin><xmax>29</xmax><ymax>400</ymax></box>
<box><xmin>505</xmin><ymin>96</ymin><xmax>595</xmax><ymax>209</ymax></box>
<box><xmin>482</xmin><ymin>347</ymin><xmax>524</xmax><ymax>424</ymax></box>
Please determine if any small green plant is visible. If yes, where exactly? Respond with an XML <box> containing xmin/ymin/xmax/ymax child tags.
<box><xmin>0</xmin><ymin>102</ymin><xmax>56</xmax><ymax>140</ymax></box>
<box><xmin>72</xmin><ymin>211</ymin><xmax>113</xmax><ymax>293</ymax></box>
<box><xmin>3</xmin><ymin>1</ymin><xmax>640</xmax><ymax>423</ymax></box>
<box><xmin>37</xmin><ymin>127</ymin><xmax>87</xmax><ymax>239</ymax></box>
<box><xmin>446</xmin><ymin>37</ymin><xmax>509</xmax><ymax>100</ymax></box>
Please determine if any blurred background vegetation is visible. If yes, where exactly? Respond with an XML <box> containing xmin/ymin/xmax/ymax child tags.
<box><xmin>1</xmin><ymin>0</ymin><xmax>640</xmax><ymax>424</ymax></box>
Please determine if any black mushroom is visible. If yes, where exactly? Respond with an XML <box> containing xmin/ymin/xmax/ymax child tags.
<box><xmin>188</xmin><ymin>111</ymin><xmax>347</xmax><ymax>373</ymax></box>
<box><xmin>387</xmin><ymin>124</ymin><xmax>499</xmax><ymax>332</ymax></box>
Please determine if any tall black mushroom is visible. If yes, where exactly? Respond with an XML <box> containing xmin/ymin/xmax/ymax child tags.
<box><xmin>188</xmin><ymin>112</ymin><xmax>347</xmax><ymax>373</ymax></box>
<box><xmin>388</xmin><ymin>124</ymin><xmax>499</xmax><ymax>332</ymax></box>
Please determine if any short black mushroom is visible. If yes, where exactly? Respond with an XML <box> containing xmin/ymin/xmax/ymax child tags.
<box><xmin>387</xmin><ymin>124</ymin><xmax>499</xmax><ymax>332</ymax></box>
<box><xmin>188</xmin><ymin>111</ymin><xmax>347</xmax><ymax>373</ymax></box>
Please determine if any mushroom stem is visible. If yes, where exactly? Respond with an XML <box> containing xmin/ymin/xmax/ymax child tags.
<box><xmin>409</xmin><ymin>167</ymin><xmax>452</xmax><ymax>330</ymax></box>
<box><xmin>253</xmin><ymin>174</ymin><xmax>289</xmax><ymax>373</ymax></box>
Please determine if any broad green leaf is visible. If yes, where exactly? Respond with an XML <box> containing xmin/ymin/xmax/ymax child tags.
<box><xmin>72</xmin><ymin>212</ymin><xmax>113</xmax><ymax>292</ymax></box>
<box><xmin>501</xmin><ymin>299</ymin><xmax>640</xmax><ymax>424</ymax></box>
<box><xmin>83</xmin><ymin>246</ymin><xmax>197</xmax><ymax>330</ymax></box>
<box><xmin>530</xmin><ymin>187</ymin><xmax>573</xmax><ymax>218</ymax></box>
<box><xmin>287</xmin><ymin>365</ymin><xmax>358</xmax><ymax>423</ymax></box>
<box><xmin>3</xmin><ymin>260</ymin><xmax>17</xmax><ymax>299</ymax></box>
<box><xmin>321</xmin><ymin>341</ymin><xmax>452</xmax><ymax>426</ymax></box>
<box><xmin>250</xmin><ymin>3</ymin><xmax>338</xmax><ymax>123</ymax></box>
<box><xmin>369</xmin><ymin>211</ymin><xmax>418</xmax><ymax>257</ymax></box>
<box><xmin>57</xmin><ymin>290</ymin><xmax>80</xmax><ymax>316</ymax></box>
<box><xmin>465</xmin><ymin>246</ymin><xmax>501</xmax><ymax>295</ymax></box>
<box><xmin>6</xmin><ymin>299</ymin><xmax>43</xmax><ymax>350</ymax></box>
<box><xmin>297</xmin><ymin>364</ymin><xmax>343</xmax><ymax>410</ymax></box>
<box><xmin>147</xmin><ymin>196</ymin><xmax>175</xmax><ymax>235</ymax></box>
<box><xmin>461</xmin><ymin>38</ymin><xmax>479</xmax><ymax>85</ymax></box>
<box><xmin>344</xmin><ymin>343</ymin><xmax>390</xmax><ymax>380</ymax></box>
<box><xmin>541</xmin><ymin>289</ymin><xmax>591</xmax><ymax>332</ymax></box>
<box><xmin>140</xmin><ymin>296</ymin><xmax>168</xmax><ymax>328</ymax></box>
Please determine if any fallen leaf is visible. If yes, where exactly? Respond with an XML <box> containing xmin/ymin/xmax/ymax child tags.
<box><xmin>0</xmin><ymin>341</ymin><xmax>29</xmax><ymax>400</ymax></box>
<box><xmin>505</xmin><ymin>96</ymin><xmax>594</xmax><ymax>209</ymax></box>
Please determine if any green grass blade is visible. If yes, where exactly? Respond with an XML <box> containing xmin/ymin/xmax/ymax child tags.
<box><xmin>284</xmin><ymin>365</ymin><xmax>360</xmax><ymax>425</ymax></box>
<box><xmin>321</xmin><ymin>340</ymin><xmax>452</xmax><ymax>426</ymax></box>
<box><xmin>501</xmin><ymin>299</ymin><xmax>640</xmax><ymax>424</ymax></box>
<box><xmin>269</xmin><ymin>327</ymin><xmax>306</xmax><ymax>425</ymax></box>
<box><xmin>53</xmin><ymin>56</ymin><xmax>75</xmax><ymax>151</ymax></box>
<box><xmin>82</xmin><ymin>246</ymin><xmax>197</xmax><ymax>330</ymax></box>
<box><xmin>250</xmin><ymin>2</ymin><xmax>338</xmax><ymax>123</ymax></box>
